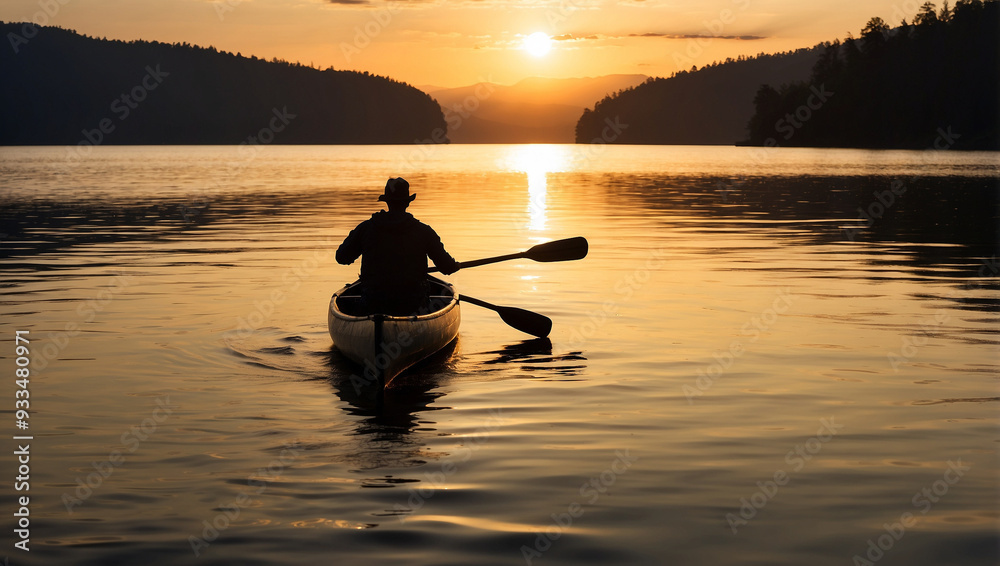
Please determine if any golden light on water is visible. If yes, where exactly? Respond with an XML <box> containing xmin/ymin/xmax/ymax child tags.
<box><xmin>503</xmin><ymin>145</ymin><xmax>573</xmax><ymax>232</ymax></box>
<box><xmin>2</xmin><ymin>143</ymin><xmax>997</xmax><ymax>565</ymax></box>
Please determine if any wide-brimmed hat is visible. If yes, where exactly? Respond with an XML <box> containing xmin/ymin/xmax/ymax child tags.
<box><xmin>378</xmin><ymin>177</ymin><xmax>416</xmax><ymax>202</ymax></box>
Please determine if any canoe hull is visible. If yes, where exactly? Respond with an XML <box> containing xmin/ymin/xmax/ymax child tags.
<box><xmin>328</xmin><ymin>277</ymin><xmax>460</xmax><ymax>388</ymax></box>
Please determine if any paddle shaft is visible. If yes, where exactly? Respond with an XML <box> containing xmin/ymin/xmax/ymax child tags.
<box><xmin>427</xmin><ymin>252</ymin><xmax>524</xmax><ymax>273</ymax></box>
<box><xmin>428</xmin><ymin>237</ymin><xmax>588</xmax><ymax>273</ymax></box>
<box><xmin>458</xmin><ymin>294</ymin><xmax>500</xmax><ymax>310</ymax></box>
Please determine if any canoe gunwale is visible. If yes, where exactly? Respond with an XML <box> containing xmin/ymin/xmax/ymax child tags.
<box><xmin>329</xmin><ymin>276</ymin><xmax>459</xmax><ymax>323</ymax></box>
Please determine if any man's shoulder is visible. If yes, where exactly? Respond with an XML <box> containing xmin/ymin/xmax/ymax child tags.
<box><xmin>356</xmin><ymin>211</ymin><xmax>386</xmax><ymax>226</ymax></box>
<box><xmin>409</xmin><ymin>216</ymin><xmax>439</xmax><ymax>235</ymax></box>
<box><xmin>347</xmin><ymin>216</ymin><xmax>373</xmax><ymax>232</ymax></box>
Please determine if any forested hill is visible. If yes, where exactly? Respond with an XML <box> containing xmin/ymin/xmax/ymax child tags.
<box><xmin>746</xmin><ymin>0</ymin><xmax>998</xmax><ymax>150</ymax></box>
<box><xmin>0</xmin><ymin>23</ymin><xmax>447</xmax><ymax>145</ymax></box>
<box><xmin>574</xmin><ymin>47</ymin><xmax>823</xmax><ymax>145</ymax></box>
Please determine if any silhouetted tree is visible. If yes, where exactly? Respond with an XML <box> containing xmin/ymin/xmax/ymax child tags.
<box><xmin>744</xmin><ymin>0</ymin><xmax>997</xmax><ymax>149</ymax></box>
<box><xmin>915</xmin><ymin>2</ymin><xmax>940</xmax><ymax>26</ymax></box>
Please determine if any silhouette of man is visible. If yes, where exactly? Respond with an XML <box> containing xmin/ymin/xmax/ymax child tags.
<box><xmin>336</xmin><ymin>178</ymin><xmax>460</xmax><ymax>315</ymax></box>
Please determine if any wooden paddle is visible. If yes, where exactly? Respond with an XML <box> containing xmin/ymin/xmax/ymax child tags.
<box><xmin>459</xmin><ymin>294</ymin><xmax>552</xmax><ymax>338</ymax></box>
<box><xmin>428</xmin><ymin>236</ymin><xmax>588</xmax><ymax>273</ymax></box>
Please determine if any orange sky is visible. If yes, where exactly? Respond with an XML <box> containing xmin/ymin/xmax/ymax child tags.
<box><xmin>2</xmin><ymin>0</ymin><xmax>934</xmax><ymax>87</ymax></box>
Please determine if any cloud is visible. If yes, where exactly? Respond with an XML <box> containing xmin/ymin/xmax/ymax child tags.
<box><xmin>546</xmin><ymin>32</ymin><xmax>768</xmax><ymax>43</ymax></box>
<box><xmin>324</xmin><ymin>0</ymin><xmax>563</xmax><ymax>5</ymax></box>
<box><xmin>630</xmin><ymin>32</ymin><xmax>766</xmax><ymax>40</ymax></box>
<box><xmin>553</xmin><ymin>34</ymin><xmax>598</xmax><ymax>41</ymax></box>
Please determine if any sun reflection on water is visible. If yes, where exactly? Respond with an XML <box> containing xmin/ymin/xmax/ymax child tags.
<box><xmin>502</xmin><ymin>144</ymin><xmax>573</xmax><ymax>232</ymax></box>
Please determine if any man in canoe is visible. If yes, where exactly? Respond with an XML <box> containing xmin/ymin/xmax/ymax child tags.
<box><xmin>336</xmin><ymin>177</ymin><xmax>460</xmax><ymax>315</ymax></box>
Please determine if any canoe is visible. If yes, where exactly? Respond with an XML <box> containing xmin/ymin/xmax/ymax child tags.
<box><xmin>328</xmin><ymin>276</ymin><xmax>460</xmax><ymax>393</ymax></box>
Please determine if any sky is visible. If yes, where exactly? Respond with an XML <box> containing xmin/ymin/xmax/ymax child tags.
<box><xmin>2</xmin><ymin>0</ymin><xmax>933</xmax><ymax>87</ymax></box>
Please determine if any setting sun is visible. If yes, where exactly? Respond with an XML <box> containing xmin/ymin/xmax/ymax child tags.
<box><xmin>523</xmin><ymin>32</ymin><xmax>552</xmax><ymax>57</ymax></box>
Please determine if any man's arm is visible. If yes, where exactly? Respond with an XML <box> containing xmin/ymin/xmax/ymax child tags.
<box><xmin>336</xmin><ymin>222</ymin><xmax>366</xmax><ymax>265</ymax></box>
<box><xmin>425</xmin><ymin>226</ymin><xmax>460</xmax><ymax>275</ymax></box>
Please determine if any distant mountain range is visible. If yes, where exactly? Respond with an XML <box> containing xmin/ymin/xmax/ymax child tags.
<box><xmin>0</xmin><ymin>23</ymin><xmax>446</xmax><ymax>145</ymax></box>
<box><xmin>420</xmin><ymin>75</ymin><xmax>647</xmax><ymax>143</ymax></box>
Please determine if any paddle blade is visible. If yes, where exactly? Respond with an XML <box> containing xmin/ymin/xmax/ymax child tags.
<box><xmin>524</xmin><ymin>237</ymin><xmax>589</xmax><ymax>263</ymax></box>
<box><xmin>495</xmin><ymin>306</ymin><xmax>552</xmax><ymax>338</ymax></box>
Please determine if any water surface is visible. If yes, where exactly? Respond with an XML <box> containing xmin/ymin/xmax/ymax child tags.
<box><xmin>1</xmin><ymin>144</ymin><xmax>998</xmax><ymax>565</ymax></box>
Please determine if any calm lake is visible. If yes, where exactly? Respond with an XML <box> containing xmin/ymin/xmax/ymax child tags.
<box><xmin>0</xmin><ymin>144</ymin><xmax>997</xmax><ymax>565</ymax></box>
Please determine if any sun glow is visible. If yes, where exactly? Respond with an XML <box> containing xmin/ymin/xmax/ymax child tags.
<box><xmin>522</xmin><ymin>32</ymin><xmax>552</xmax><ymax>57</ymax></box>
